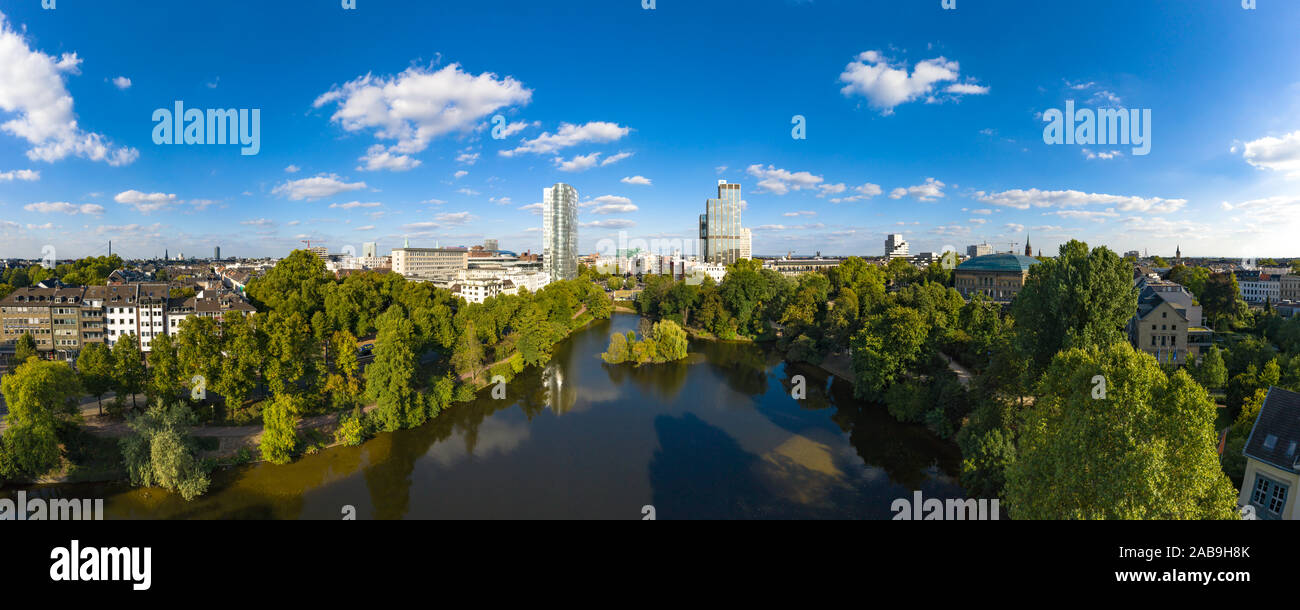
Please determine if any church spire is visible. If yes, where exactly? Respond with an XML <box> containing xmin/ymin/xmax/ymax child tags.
<box><xmin>1024</xmin><ymin>234</ymin><xmax>1032</xmax><ymax>257</ymax></box>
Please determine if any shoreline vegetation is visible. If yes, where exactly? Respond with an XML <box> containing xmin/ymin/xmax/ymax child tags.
<box><xmin>4</xmin><ymin>243</ymin><xmax>1290</xmax><ymax>519</ymax></box>
<box><xmin>0</xmin><ymin>250</ymin><xmax>613</xmax><ymax>494</ymax></box>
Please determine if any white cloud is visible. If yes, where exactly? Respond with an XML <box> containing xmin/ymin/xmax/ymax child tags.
<box><xmin>111</xmin><ymin>76</ymin><xmax>131</xmax><ymax>90</ymax></box>
<box><xmin>357</xmin><ymin>144</ymin><xmax>421</xmax><ymax>172</ymax></box>
<box><xmin>456</xmin><ymin>151</ymin><xmax>480</xmax><ymax>165</ymax></box>
<box><xmin>272</xmin><ymin>173</ymin><xmax>367</xmax><ymax>200</ymax></box>
<box><xmin>839</xmin><ymin>50</ymin><xmax>987</xmax><ymax>114</ymax></box>
<box><xmin>601</xmin><ymin>151</ymin><xmax>633</xmax><ymax>166</ymax></box>
<box><xmin>501</xmin><ymin>121</ymin><xmax>630</xmax><ymax>156</ymax></box>
<box><xmin>114</xmin><ymin>190</ymin><xmax>178</xmax><ymax>213</ymax></box>
<box><xmin>436</xmin><ymin>211</ymin><xmax>475</xmax><ymax>225</ymax></box>
<box><xmin>23</xmin><ymin>201</ymin><xmax>102</xmax><ymax>215</ymax></box>
<box><xmin>1083</xmin><ymin>148</ymin><xmax>1123</xmax><ymax>160</ymax></box>
<box><xmin>284</xmin><ymin>164</ymin><xmax>300</xmax><ymax>173</ymax></box>
<box><xmin>456</xmin><ymin>187</ymin><xmax>480</xmax><ymax>196</ymax></box>
<box><xmin>554</xmin><ymin>152</ymin><xmax>602</xmax><ymax>172</ymax></box>
<box><xmin>976</xmin><ymin>188</ymin><xmax>1186</xmax><ymax>214</ymax></box>
<box><xmin>746</xmin><ymin>164</ymin><xmax>824</xmax><ymax>194</ymax></box>
<box><xmin>889</xmin><ymin>177</ymin><xmax>945</xmax><ymax>201</ymax></box>
<box><xmin>829</xmin><ymin>182</ymin><xmax>883</xmax><ymax>203</ymax></box>
<box><xmin>329</xmin><ymin>201</ymin><xmax>382</xmax><ymax>209</ymax></box>
<box><xmin>490</xmin><ymin>196</ymin><xmax>512</xmax><ymax>205</ymax></box>
<box><xmin>355</xmin><ymin>225</ymin><xmax>376</xmax><ymax>231</ymax></box>
<box><xmin>314</xmin><ymin>62</ymin><xmax>531</xmax><ymax>168</ymax></box>
<box><xmin>241</xmin><ymin>218</ymin><xmax>273</xmax><ymax>226</ymax></box>
<box><xmin>782</xmin><ymin>210</ymin><xmax>816</xmax><ymax>217</ymax></box>
<box><xmin>453</xmin><ymin>170</ymin><xmax>468</xmax><ymax>178</ymax></box>
<box><xmin>1236</xmin><ymin>131</ymin><xmax>1300</xmax><ymax>177</ymax></box>
<box><xmin>581</xmin><ymin>219</ymin><xmax>635</xmax><ymax>229</ymax></box>
<box><xmin>584</xmin><ymin>195</ymin><xmax>638</xmax><ymax>215</ymax></box>
<box><xmin>0</xmin><ymin>13</ymin><xmax>138</xmax><ymax>165</ymax></box>
<box><xmin>0</xmin><ymin>168</ymin><xmax>39</xmax><ymax>181</ymax></box>
<box><xmin>519</xmin><ymin>202</ymin><xmax>544</xmax><ymax>215</ymax></box>
<box><xmin>621</xmin><ymin>175</ymin><xmax>652</xmax><ymax>185</ymax></box>
<box><xmin>492</xmin><ymin>119</ymin><xmax>534</xmax><ymax>139</ymax></box>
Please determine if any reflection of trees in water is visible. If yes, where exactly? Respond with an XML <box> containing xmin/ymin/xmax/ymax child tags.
<box><xmin>647</xmin><ymin>413</ymin><xmax>871</xmax><ymax>519</ymax></box>
<box><xmin>695</xmin><ymin>339</ymin><xmax>780</xmax><ymax>396</ymax></box>
<box><xmin>779</xmin><ymin>362</ymin><xmax>835</xmax><ymax>412</ymax></box>
<box><xmin>599</xmin><ymin>359</ymin><xmax>690</xmax><ymax>402</ymax></box>
<box><xmin>825</xmin><ymin>375</ymin><xmax>962</xmax><ymax>491</ymax></box>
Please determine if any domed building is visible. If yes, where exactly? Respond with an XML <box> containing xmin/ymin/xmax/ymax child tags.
<box><xmin>954</xmin><ymin>253</ymin><xmax>1041</xmax><ymax>302</ymax></box>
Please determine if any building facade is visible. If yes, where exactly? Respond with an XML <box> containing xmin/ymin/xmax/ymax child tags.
<box><xmin>390</xmin><ymin>247</ymin><xmax>469</xmax><ymax>278</ymax></box>
<box><xmin>1239</xmin><ymin>387</ymin><xmax>1300</xmax><ymax>520</ymax></box>
<box><xmin>1128</xmin><ymin>278</ymin><xmax>1207</xmax><ymax>365</ymax></box>
<box><xmin>700</xmin><ymin>180</ymin><xmax>744</xmax><ymax>265</ymax></box>
<box><xmin>886</xmin><ymin>234</ymin><xmax>910</xmax><ymax>260</ymax></box>
<box><xmin>953</xmin><ymin>253</ymin><xmax>1039</xmax><ymax>301</ymax></box>
<box><xmin>967</xmin><ymin>243</ymin><xmax>993</xmax><ymax>258</ymax></box>
<box><xmin>543</xmin><ymin>183</ymin><xmax>579</xmax><ymax>281</ymax></box>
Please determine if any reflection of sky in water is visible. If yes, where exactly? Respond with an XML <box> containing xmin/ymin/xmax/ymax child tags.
<box><xmin>9</xmin><ymin>313</ymin><xmax>963</xmax><ymax>519</ymax></box>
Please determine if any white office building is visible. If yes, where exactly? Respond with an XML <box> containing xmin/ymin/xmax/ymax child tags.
<box><xmin>543</xmin><ymin>183</ymin><xmax>579</xmax><ymax>282</ymax></box>
<box><xmin>886</xmin><ymin>234</ymin><xmax>910</xmax><ymax>259</ymax></box>
<box><xmin>700</xmin><ymin>180</ymin><xmax>745</xmax><ymax>265</ymax></box>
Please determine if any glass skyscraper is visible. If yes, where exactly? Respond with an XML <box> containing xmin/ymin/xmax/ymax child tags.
<box><xmin>543</xmin><ymin>182</ymin><xmax>578</xmax><ymax>281</ymax></box>
<box><xmin>699</xmin><ymin>180</ymin><xmax>744</xmax><ymax>264</ymax></box>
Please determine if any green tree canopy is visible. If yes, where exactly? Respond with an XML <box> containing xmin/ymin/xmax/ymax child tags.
<box><xmin>1005</xmin><ymin>341</ymin><xmax>1239</xmax><ymax>519</ymax></box>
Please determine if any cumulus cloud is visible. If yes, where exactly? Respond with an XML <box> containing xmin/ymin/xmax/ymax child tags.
<box><xmin>554</xmin><ymin>152</ymin><xmax>602</xmax><ymax>172</ymax></box>
<box><xmin>829</xmin><ymin>183</ymin><xmax>883</xmax><ymax>203</ymax></box>
<box><xmin>313</xmin><ymin>62</ymin><xmax>531</xmax><ymax>170</ymax></box>
<box><xmin>501</xmin><ymin>121</ymin><xmax>630</xmax><ymax>156</ymax></box>
<box><xmin>839</xmin><ymin>50</ymin><xmax>987</xmax><ymax>114</ymax></box>
<box><xmin>111</xmin><ymin>76</ymin><xmax>131</xmax><ymax>90</ymax></box>
<box><xmin>746</xmin><ymin>164</ymin><xmax>824</xmax><ymax>194</ymax></box>
<box><xmin>329</xmin><ymin>201</ymin><xmax>382</xmax><ymax>209</ymax></box>
<box><xmin>601</xmin><ymin>151</ymin><xmax>633</xmax><ymax>166</ymax></box>
<box><xmin>273</xmin><ymin>173</ymin><xmax>367</xmax><ymax>200</ymax></box>
<box><xmin>0</xmin><ymin>168</ymin><xmax>39</xmax><ymax>181</ymax></box>
<box><xmin>0</xmin><ymin>12</ymin><xmax>138</xmax><ymax>165</ymax></box>
<box><xmin>621</xmin><ymin>175</ymin><xmax>652</xmax><ymax>185</ymax></box>
<box><xmin>114</xmin><ymin>190</ymin><xmax>178</xmax><ymax>213</ymax></box>
<box><xmin>357</xmin><ymin>144</ymin><xmax>421</xmax><ymax>172</ymax></box>
<box><xmin>24</xmin><ymin>201</ymin><xmax>102</xmax><ymax>215</ymax></box>
<box><xmin>889</xmin><ymin>177</ymin><xmax>946</xmax><ymax>201</ymax></box>
<box><xmin>1235</xmin><ymin>130</ymin><xmax>1300</xmax><ymax>177</ymax></box>
<box><xmin>975</xmin><ymin>188</ymin><xmax>1186</xmax><ymax>214</ymax></box>
<box><xmin>584</xmin><ymin>194</ymin><xmax>637</xmax><ymax>215</ymax></box>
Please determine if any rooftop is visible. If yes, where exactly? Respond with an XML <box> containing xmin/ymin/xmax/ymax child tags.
<box><xmin>1245</xmin><ymin>386</ymin><xmax>1300</xmax><ymax>473</ymax></box>
<box><xmin>955</xmin><ymin>253</ymin><xmax>1041</xmax><ymax>273</ymax></box>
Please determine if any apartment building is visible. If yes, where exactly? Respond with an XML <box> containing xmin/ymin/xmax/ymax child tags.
<box><xmin>165</xmin><ymin>292</ymin><xmax>256</xmax><ymax>335</ymax></box>
<box><xmin>1281</xmin><ymin>275</ymin><xmax>1300</xmax><ymax>302</ymax></box>
<box><xmin>1238</xmin><ymin>270</ymin><xmax>1282</xmax><ymax>303</ymax></box>
<box><xmin>0</xmin><ymin>283</ymin><xmax>89</xmax><ymax>356</ymax></box>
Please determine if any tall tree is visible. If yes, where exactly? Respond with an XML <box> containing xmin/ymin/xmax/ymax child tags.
<box><xmin>246</xmin><ymin>249</ymin><xmax>330</xmax><ymax>319</ymax></box>
<box><xmin>1201</xmin><ymin>272</ymin><xmax>1244</xmax><ymax>329</ymax></box>
<box><xmin>175</xmin><ymin>316</ymin><xmax>223</xmax><ymax>403</ymax></box>
<box><xmin>1005</xmin><ymin>341</ymin><xmax>1239</xmax><ymax>519</ymax></box>
<box><xmin>0</xmin><ymin>358</ymin><xmax>82</xmax><ymax>477</ymax></box>
<box><xmin>111</xmin><ymin>334</ymin><xmax>147</xmax><ymax>410</ymax></box>
<box><xmin>366</xmin><ymin>307</ymin><xmax>423</xmax><ymax>431</ymax></box>
<box><xmin>1012</xmin><ymin>240</ymin><xmax>1136</xmax><ymax>383</ymax></box>
<box><xmin>1196</xmin><ymin>345</ymin><xmax>1228</xmax><ymax>391</ymax></box>
<box><xmin>76</xmin><ymin>342</ymin><xmax>115</xmax><ymax>416</ymax></box>
<box><xmin>259</xmin><ymin>393</ymin><xmax>301</xmax><ymax>465</ymax></box>
<box><xmin>214</xmin><ymin>311</ymin><xmax>261</xmax><ymax>412</ymax></box>
<box><xmin>263</xmin><ymin>310</ymin><xmax>320</xmax><ymax>398</ymax></box>
<box><xmin>147</xmin><ymin>333</ymin><xmax>185</xmax><ymax>405</ymax></box>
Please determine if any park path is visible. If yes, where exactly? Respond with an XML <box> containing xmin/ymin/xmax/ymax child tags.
<box><xmin>941</xmin><ymin>353</ymin><xmax>974</xmax><ymax>387</ymax></box>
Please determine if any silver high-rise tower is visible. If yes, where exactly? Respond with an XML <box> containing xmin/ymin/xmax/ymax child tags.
<box><xmin>543</xmin><ymin>183</ymin><xmax>578</xmax><ymax>281</ymax></box>
<box><xmin>700</xmin><ymin>180</ymin><xmax>744</xmax><ymax>265</ymax></box>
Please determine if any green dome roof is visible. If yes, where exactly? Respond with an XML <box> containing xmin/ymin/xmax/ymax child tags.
<box><xmin>956</xmin><ymin>253</ymin><xmax>1041</xmax><ymax>272</ymax></box>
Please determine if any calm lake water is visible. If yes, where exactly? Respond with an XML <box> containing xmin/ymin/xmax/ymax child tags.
<box><xmin>6</xmin><ymin>313</ymin><xmax>963</xmax><ymax>519</ymax></box>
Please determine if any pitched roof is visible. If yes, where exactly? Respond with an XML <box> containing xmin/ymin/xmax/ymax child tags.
<box><xmin>1244</xmin><ymin>386</ymin><xmax>1300</xmax><ymax>473</ymax></box>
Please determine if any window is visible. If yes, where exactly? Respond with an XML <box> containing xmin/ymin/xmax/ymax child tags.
<box><xmin>1251</xmin><ymin>475</ymin><xmax>1289</xmax><ymax>517</ymax></box>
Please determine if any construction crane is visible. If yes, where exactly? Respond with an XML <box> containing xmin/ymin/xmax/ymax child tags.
<box><xmin>1007</xmin><ymin>242</ymin><xmax>1020</xmax><ymax>254</ymax></box>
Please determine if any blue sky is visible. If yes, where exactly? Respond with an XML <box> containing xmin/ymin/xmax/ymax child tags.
<box><xmin>1</xmin><ymin>0</ymin><xmax>1299</xmax><ymax>260</ymax></box>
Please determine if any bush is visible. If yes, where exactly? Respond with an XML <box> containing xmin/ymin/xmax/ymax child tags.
<box><xmin>334</xmin><ymin>414</ymin><xmax>366</xmax><ymax>447</ymax></box>
<box><xmin>120</xmin><ymin>402</ymin><xmax>211</xmax><ymax>500</ymax></box>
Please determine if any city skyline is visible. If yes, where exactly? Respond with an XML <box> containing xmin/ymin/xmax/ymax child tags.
<box><xmin>1</xmin><ymin>2</ymin><xmax>1299</xmax><ymax>260</ymax></box>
